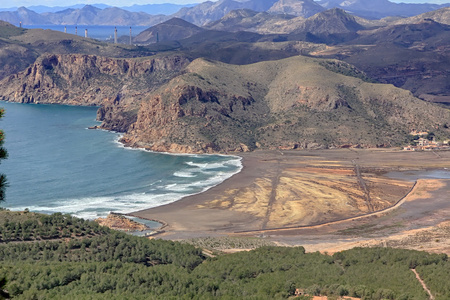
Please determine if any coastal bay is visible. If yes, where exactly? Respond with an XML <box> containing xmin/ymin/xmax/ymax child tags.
<box><xmin>0</xmin><ymin>101</ymin><xmax>241</xmax><ymax>219</ymax></box>
<box><xmin>1</xmin><ymin>101</ymin><xmax>449</xmax><ymax>254</ymax></box>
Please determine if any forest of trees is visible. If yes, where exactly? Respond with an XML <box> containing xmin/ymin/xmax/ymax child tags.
<box><xmin>0</xmin><ymin>211</ymin><xmax>449</xmax><ymax>299</ymax></box>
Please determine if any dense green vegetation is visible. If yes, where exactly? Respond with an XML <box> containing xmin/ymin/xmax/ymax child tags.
<box><xmin>0</xmin><ymin>211</ymin><xmax>449</xmax><ymax>299</ymax></box>
<box><xmin>0</xmin><ymin>211</ymin><xmax>109</xmax><ymax>242</ymax></box>
<box><xmin>319</xmin><ymin>60</ymin><xmax>376</xmax><ymax>83</ymax></box>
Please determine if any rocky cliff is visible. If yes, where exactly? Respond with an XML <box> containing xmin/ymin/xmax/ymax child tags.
<box><xmin>1</xmin><ymin>53</ymin><xmax>449</xmax><ymax>154</ymax></box>
<box><xmin>0</xmin><ymin>53</ymin><xmax>191</xmax><ymax>131</ymax></box>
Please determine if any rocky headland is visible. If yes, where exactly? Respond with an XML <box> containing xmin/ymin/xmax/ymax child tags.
<box><xmin>0</xmin><ymin>53</ymin><xmax>190</xmax><ymax>132</ymax></box>
<box><xmin>1</xmin><ymin>53</ymin><xmax>449</xmax><ymax>153</ymax></box>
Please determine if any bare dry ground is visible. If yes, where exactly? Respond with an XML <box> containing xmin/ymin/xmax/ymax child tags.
<box><xmin>131</xmin><ymin>149</ymin><xmax>450</xmax><ymax>254</ymax></box>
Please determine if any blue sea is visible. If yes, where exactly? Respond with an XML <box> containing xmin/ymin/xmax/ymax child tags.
<box><xmin>23</xmin><ymin>25</ymin><xmax>149</xmax><ymax>41</ymax></box>
<box><xmin>0</xmin><ymin>101</ymin><xmax>242</xmax><ymax>220</ymax></box>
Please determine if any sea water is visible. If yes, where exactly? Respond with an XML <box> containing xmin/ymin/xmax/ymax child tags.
<box><xmin>0</xmin><ymin>102</ymin><xmax>242</xmax><ymax>219</ymax></box>
<box><xmin>22</xmin><ymin>25</ymin><xmax>148</xmax><ymax>41</ymax></box>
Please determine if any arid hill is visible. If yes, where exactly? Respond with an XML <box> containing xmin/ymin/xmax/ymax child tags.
<box><xmin>391</xmin><ymin>7</ymin><xmax>450</xmax><ymax>26</ymax></box>
<box><xmin>203</xmin><ymin>8</ymin><xmax>366</xmax><ymax>36</ymax></box>
<box><xmin>1</xmin><ymin>15</ymin><xmax>450</xmax><ymax>154</ymax></box>
<box><xmin>267</xmin><ymin>0</ymin><xmax>325</xmax><ymax>17</ymax></box>
<box><xmin>291</xmin><ymin>8</ymin><xmax>365</xmax><ymax>35</ymax></box>
<box><xmin>134</xmin><ymin>18</ymin><xmax>205</xmax><ymax>45</ymax></box>
<box><xmin>121</xmin><ymin>56</ymin><xmax>450</xmax><ymax>153</ymax></box>
<box><xmin>320</xmin><ymin>19</ymin><xmax>450</xmax><ymax>103</ymax></box>
<box><xmin>0</xmin><ymin>22</ymin><xmax>158</xmax><ymax>81</ymax></box>
<box><xmin>204</xmin><ymin>9</ymin><xmax>296</xmax><ymax>33</ymax></box>
<box><xmin>0</xmin><ymin>7</ymin><xmax>51</xmax><ymax>26</ymax></box>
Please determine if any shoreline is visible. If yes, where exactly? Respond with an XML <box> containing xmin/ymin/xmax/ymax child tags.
<box><xmin>0</xmin><ymin>101</ymin><xmax>244</xmax><ymax>219</ymax></box>
<box><xmin>130</xmin><ymin>149</ymin><xmax>450</xmax><ymax>247</ymax></box>
<box><xmin>129</xmin><ymin>150</ymin><xmax>262</xmax><ymax>229</ymax></box>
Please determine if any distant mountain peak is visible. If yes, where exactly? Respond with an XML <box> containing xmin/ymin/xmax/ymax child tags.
<box><xmin>134</xmin><ymin>17</ymin><xmax>203</xmax><ymax>44</ymax></box>
<box><xmin>267</xmin><ymin>0</ymin><xmax>325</xmax><ymax>18</ymax></box>
<box><xmin>291</xmin><ymin>7</ymin><xmax>365</xmax><ymax>37</ymax></box>
<box><xmin>80</xmin><ymin>5</ymin><xmax>101</xmax><ymax>13</ymax></box>
<box><xmin>224</xmin><ymin>9</ymin><xmax>259</xmax><ymax>19</ymax></box>
<box><xmin>163</xmin><ymin>17</ymin><xmax>201</xmax><ymax>28</ymax></box>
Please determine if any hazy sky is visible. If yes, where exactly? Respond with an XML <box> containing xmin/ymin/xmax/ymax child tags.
<box><xmin>1</xmin><ymin>0</ymin><xmax>448</xmax><ymax>8</ymax></box>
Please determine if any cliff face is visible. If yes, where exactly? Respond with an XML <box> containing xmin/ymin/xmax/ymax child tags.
<box><xmin>0</xmin><ymin>53</ymin><xmax>190</xmax><ymax>131</ymax></box>
<box><xmin>1</xmin><ymin>53</ymin><xmax>449</xmax><ymax>153</ymax></box>
<box><xmin>122</xmin><ymin>56</ymin><xmax>450</xmax><ymax>153</ymax></box>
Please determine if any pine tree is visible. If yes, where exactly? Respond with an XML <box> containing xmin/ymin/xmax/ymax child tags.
<box><xmin>0</xmin><ymin>276</ymin><xmax>10</xmax><ymax>300</ymax></box>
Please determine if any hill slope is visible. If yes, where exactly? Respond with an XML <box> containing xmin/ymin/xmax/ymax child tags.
<box><xmin>0</xmin><ymin>21</ymin><xmax>161</xmax><ymax>81</ymax></box>
<box><xmin>391</xmin><ymin>7</ymin><xmax>450</xmax><ymax>26</ymax></box>
<box><xmin>43</xmin><ymin>5</ymin><xmax>168</xmax><ymax>26</ymax></box>
<box><xmin>0</xmin><ymin>6</ymin><xmax>51</xmax><ymax>25</ymax></box>
<box><xmin>205</xmin><ymin>8</ymin><xmax>367</xmax><ymax>37</ymax></box>
<box><xmin>121</xmin><ymin>56</ymin><xmax>450</xmax><ymax>153</ymax></box>
<box><xmin>173</xmin><ymin>0</ymin><xmax>323</xmax><ymax>25</ymax></box>
<box><xmin>0</xmin><ymin>53</ymin><xmax>190</xmax><ymax>132</ymax></box>
<box><xmin>267</xmin><ymin>0</ymin><xmax>325</xmax><ymax>17</ymax></box>
<box><xmin>292</xmin><ymin>8</ymin><xmax>365</xmax><ymax>35</ymax></box>
<box><xmin>134</xmin><ymin>18</ymin><xmax>204</xmax><ymax>45</ymax></box>
<box><xmin>204</xmin><ymin>9</ymin><xmax>296</xmax><ymax>33</ymax></box>
<box><xmin>318</xmin><ymin>0</ymin><xmax>448</xmax><ymax>19</ymax></box>
<box><xmin>339</xmin><ymin>19</ymin><xmax>450</xmax><ymax>102</ymax></box>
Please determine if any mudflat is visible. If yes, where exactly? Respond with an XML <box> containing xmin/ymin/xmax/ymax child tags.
<box><xmin>130</xmin><ymin>149</ymin><xmax>450</xmax><ymax>253</ymax></box>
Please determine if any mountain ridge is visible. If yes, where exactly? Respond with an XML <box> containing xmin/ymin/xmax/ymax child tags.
<box><xmin>134</xmin><ymin>18</ymin><xmax>205</xmax><ymax>44</ymax></box>
<box><xmin>2</xmin><ymin>0</ymin><xmax>449</xmax><ymax>26</ymax></box>
<box><xmin>121</xmin><ymin>56</ymin><xmax>450</xmax><ymax>153</ymax></box>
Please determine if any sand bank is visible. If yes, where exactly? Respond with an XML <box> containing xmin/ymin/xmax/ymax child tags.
<box><xmin>130</xmin><ymin>149</ymin><xmax>450</xmax><ymax>253</ymax></box>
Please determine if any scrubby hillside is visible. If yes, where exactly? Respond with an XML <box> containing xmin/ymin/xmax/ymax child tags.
<box><xmin>134</xmin><ymin>17</ymin><xmax>205</xmax><ymax>44</ymax></box>
<box><xmin>391</xmin><ymin>7</ymin><xmax>450</xmax><ymax>26</ymax></box>
<box><xmin>121</xmin><ymin>56</ymin><xmax>450</xmax><ymax>153</ymax></box>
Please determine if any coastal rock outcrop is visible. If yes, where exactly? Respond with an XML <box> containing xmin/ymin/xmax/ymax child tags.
<box><xmin>95</xmin><ymin>213</ymin><xmax>148</xmax><ymax>232</ymax></box>
<box><xmin>0</xmin><ymin>53</ymin><xmax>190</xmax><ymax>105</ymax></box>
<box><xmin>0</xmin><ymin>53</ymin><xmax>190</xmax><ymax>131</ymax></box>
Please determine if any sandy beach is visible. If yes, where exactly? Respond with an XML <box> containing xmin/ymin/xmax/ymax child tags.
<box><xmin>130</xmin><ymin>148</ymin><xmax>450</xmax><ymax>253</ymax></box>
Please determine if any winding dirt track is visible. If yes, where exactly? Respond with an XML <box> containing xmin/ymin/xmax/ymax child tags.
<box><xmin>412</xmin><ymin>269</ymin><xmax>434</xmax><ymax>300</ymax></box>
